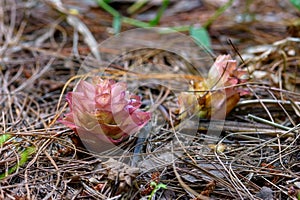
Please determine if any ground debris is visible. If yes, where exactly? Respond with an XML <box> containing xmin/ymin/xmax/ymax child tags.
<box><xmin>256</xmin><ymin>186</ymin><xmax>274</xmax><ymax>200</ymax></box>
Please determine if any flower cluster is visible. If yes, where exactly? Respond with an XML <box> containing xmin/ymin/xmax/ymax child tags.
<box><xmin>59</xmin><ymin>55</ymin><xmax>247</xmax><ymax>146</ymax></box>
<box><xmin>59</xmin><ymin>77</ymin><xmax>151</xmax><ymax>144</ymax></box>
<box><xmin>178</xmin><ymin>55</ymin><xmax>248</xmax><ymax>119</ymax></box>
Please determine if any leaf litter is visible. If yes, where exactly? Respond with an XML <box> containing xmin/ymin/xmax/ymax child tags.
<box><xmin>0</xmin><ymin>0</ymin><xmax>299</xmax><ymax>199</ymax></box>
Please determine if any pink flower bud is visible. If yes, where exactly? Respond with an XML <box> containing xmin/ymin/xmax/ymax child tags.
<box><xmin>59</xmin><ymin>77</ymin><xmax>151</xmax><ymax>144</ymax></box>
<box><xmin>178</xmin><ymin>55</ymin><xmax>248</xmax><ymax>119</ymax></box>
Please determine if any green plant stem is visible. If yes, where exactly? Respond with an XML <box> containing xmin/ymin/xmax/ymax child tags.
<box><xmin>97</xmin><ymin>0</ymin><xmax>120</xmax><ymax>17</ymax></box>
<box><xmin>203</xmin><ymin>0</ymin><xmax>234</xmax><ymax>29</ymax></box>
<box><xmin>122</xmin><ymin>17</ymin><xmax>152</xmax><ymax>27</ymax></box>
<box><xmin>127</xmin><ymin>0</ymin><xmax>148</xmax><ymax>15</ymax></box>
<box><xmin>97</xmin><ymin>0</ymin><xmax>171</xmax><ymax>29</ymax></box>
<box><xmin>149</xmin><ymin>0</ymin><xmax>170</xmax><ymax>26</ymax></box>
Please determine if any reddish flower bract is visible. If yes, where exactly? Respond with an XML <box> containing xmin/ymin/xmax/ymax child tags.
<box><xmin>178</xmin><ymin>54</ymin><xmax>248</xmax><ymax>119</ymax></box>
<box><xmin>59</xmin><ymin>77</ymin><xmax>151</xmax><ymax>144</ymax></box>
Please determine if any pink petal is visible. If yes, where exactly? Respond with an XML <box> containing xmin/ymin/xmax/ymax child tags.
<box><xmin>125</xmin><ymin>95</ymin><xmax>142</xmax><ymax>114</ymax></box>
<box><xmin>208</xmin><ymin>55</ymin><xmax>238</xmax><ymax>88</ymax></box>
<box><xmin>119</xmin><ymin>111</ymin><xmax>151</xmax><ymax>135</ymax></box>
<box><xmin>237</xmin><ymin>88</ymin><xmax>250</xmax><ymax>96</ymax></box>
<box><xmin>72</xmin><ymin>92</ymin><xmax>96</xmax><ymax>112</ymax></box>
<box><xmin>77</xmin><ymin>123</ymin><xmax>126</xmax><ymax>145</ymax></box>
<box><xmin>66</xmin><ymin>92</ymin><xmax>73</xmax><ymax>110</ymax></box>
<box><xmin>58</xmin><ymin>112</ymin><xmax>77</xmax><ymax>130</ymax></box>
<box><xmin>95</xmin><ymin>79</ymin><xmax>112</xmax><ymax>96</ymax></box>
<box><xmin>95</xmin><ymin>93</ymin><xmax>111</xmax><ymax>107</ymax></box>
<box><xmin>76</xmin><ymin>126</ymin><xmax>115</xmax><ymax>145</ymax></box>
<box><xmin>76</xmin><ymin>80</ymin><xmax>96</xmax><ymax>99</ymax></box>
<box><xmin>111</xmin><ymin>82</ymin><xmax>127</xmax><ymax>99</ymax></box>
<box><xmin>131</xmin><ymin>110</ymin><xmax>151</xmax><ymax>126</ymax></box>
<box><xmin>225</xmin><ymin>78</ymin><xmax>239</xmax><ymax>86</ymax></box>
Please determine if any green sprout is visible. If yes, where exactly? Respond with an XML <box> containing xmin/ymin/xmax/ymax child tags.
<box><xmin>148</xmin><ymin>181</ymin><xmax>167</xmax><ymax>200</ymax></box>
<box><xmin>0</xmin><ymin>146</ymin><xmax>36</xmax><ymax>179</ymax></box>
<box><xmin>0</xmin><ymin>133</ymin><xmax>36</xmax><ymax>179</ymax></box>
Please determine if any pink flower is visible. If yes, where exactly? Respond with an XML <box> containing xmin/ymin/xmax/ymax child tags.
<box><xmin>207</xmin><ymin>54</ymin><xmax>248</xmax><ymax>95</ymax></box>
<box><xmin>178</xmin><ymin>55</ymin><xmax>248</xmax><ymax>119</ymax></box>
<box><xmin>59</xmin><ymin>77</ymin><xmax>151</xmax><ymax>144</ymax></box>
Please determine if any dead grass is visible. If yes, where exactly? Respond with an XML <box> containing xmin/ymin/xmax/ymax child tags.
<box><xmin>0</xmin><ymin>0</ymin><xmax>299</xmax><ymax>199</ymax></box>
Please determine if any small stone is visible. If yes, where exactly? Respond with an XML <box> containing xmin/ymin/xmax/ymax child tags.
<box><xmin>256</xmin><ymin>186</ymin><xmax>273</xmax><ymax>200</ymax></box>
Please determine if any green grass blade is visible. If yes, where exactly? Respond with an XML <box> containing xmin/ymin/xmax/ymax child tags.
<box><xmin>290</xmin><ymin>0</ymin><xmax>300</xmax><ymax>11</ymax></box>
<box><xmin>127</xmin><ymin>0</ymin><xmax>148</xmax><ymax>15</ymax></box>
<box><xmin>149</xmin><ymin>0</ymin><xmax>170</xmax><ymax>26</ymax></box>
<box><xmin>122</xmin><ymin>17</ymin><xmax>152</xmax><ymax>28</ymax></box>
<box><xmin>0</xmin><ymin>134</ymin><xmax>12</xmax><ymax>145</ymax></box>
<box><xmin>113</xmin><ymin>15</ymin><xmax>122</xmax><ymax>33</ymax></box>
<box><xmin>0</xmin><ymin>146</ymin><xmax>36</xmax><ymax>179</ymax></box>
<box><xmin>96</xmin><ymin>0</ymin><xmax>152</xmax><ymax>30</ymax></box>
<box><xmin>190</xmin><ymin>25</ymin><xmax>211</xmax><ymax>50</ymax></box>
<box><xmin>96</xmin><ymin>0</ymin><xmax>120</xmax><ymax>17</ymax></box>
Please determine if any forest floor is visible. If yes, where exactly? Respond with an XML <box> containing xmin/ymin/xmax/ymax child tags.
<box><xmin>0</xmin><ymin>0</ymin><xmax>299</xmax><ymax>199</ymax></box>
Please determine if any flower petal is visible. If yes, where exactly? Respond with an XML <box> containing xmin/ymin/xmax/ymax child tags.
<box><xmin>60</xmin><ymin>77</ymin><xmax>151</xmax><ymax>146</ymax></box>
<box><xmin>76</xmin><ymin>80</ymin><xmax>96</xmax><ymax>99</ymax></box>
<box><xmin>58</xmin><ymin>113</ymin><xmax>77</xmax><ymax>130</ymax></box>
